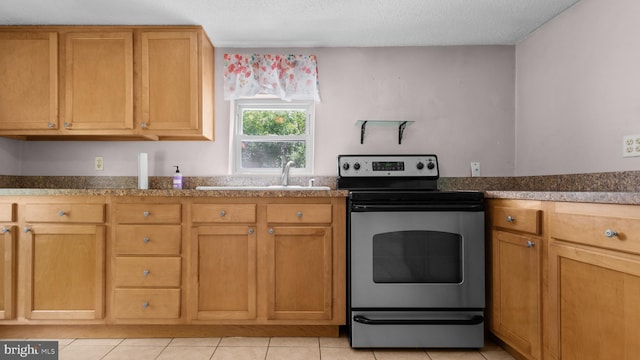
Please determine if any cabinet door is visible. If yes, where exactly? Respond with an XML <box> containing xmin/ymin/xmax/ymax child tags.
<box><xmin>63</xmin><ymin>32</ymin><xmax>133</xmax><ymax>131</ymax></box>
<box><xmin>491</xmin><ymin>230</ymin><xmax>541</xmax><ymax>360</ymax></box>
<box><xmin>140</xmin><ymin>31</ymin><xmax>198</xmax><ymax>133</ymax></box>
<box><xmin>192</xmin><ymin>225</ymin><xmax>257</xmax><ymax>320</ymax></box>
<box><xmin>549</xmin><ymin>243</ymin><xmax>640</xmax><ymax>360</ymax></box>
<box><xmin>0</xmin><ymin>225</ymin><xmax>16</xmax><ymax>319</ymax></box>
<box><xmin>267</xmin><ymin>226</ymin><xmax>333</xmax><ymax>320</ymax></box>
<box><xmin>23</xmin><ymin>224</ymin><xmax>105</xmax><ymax>320</ymax></box>
<box><xmin>0</xmin><ymin>32</ymin><xmax>58</xmax><ymax>130</ymax></box>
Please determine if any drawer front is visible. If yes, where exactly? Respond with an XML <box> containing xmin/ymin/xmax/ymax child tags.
<box><xmin>113</xmin><ymin>288</ymin><xmax>180</xmax><ymax>319</ymax></box>
<box><xmin>0</xmin><ymin>203</ymin><xmax>16</xmax><ymax>222</ymax></box>
<box><xmin>114</xmin><ymin>204</ymin><xmax>181</xmax><ymax>224</ymax></box>
<box><xmin>114</xmin><ymin>257</ymin><xmax>181</xmax><ymax>287</ymax></box>
<box><xmin>24</xmin><ymin>203</ymin><xmax>105</xmax><ymax>223</ymax></box>
<box><xmin>550</xmin><ymin>202</ymin><xmax>640</xmax><ymax>255</ymax></box>
<box><xmin>492</xmin><ymin>206</ymin><xmax>541</xmax><ymax>235</ymax></box>
<box><xmin>115</xmin><ymin>225</ymin><xmax>181</xmax><ymax>255</ymax></box>
<box><xmin>191</xmin><ymin>204</ymin><xmax>256</xmax><ymax>223</ymax></box>
<box><xmin>267</xmin><ymin>204</ymin><xmax>332</xmax><ymax>224</ymax></box>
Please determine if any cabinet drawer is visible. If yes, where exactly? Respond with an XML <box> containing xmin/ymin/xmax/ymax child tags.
<box><xmin>191</xmin><ymin>204</ymin><xmax>256</xmax><ymax>223</ymax></box>
<box><xmin>550</xmin><ymin>202</ymin><xmax>640</xmax><ymax>255</ymax></box>
<box><xmin>24</xmin><ymin>203</ymin><xmax>105</xmax><ymax>223</ymax></box>
<box><xmin>115</xmin><ymin>225</ymin><xmax>181</xmax><ymax>255</ymax></box>
<box><xmin>114</xmin><ymin>257</ymin><xmax>181</xmax><ymax>287</ymax></box>
<box><xmin>267</xmin><ymin>204</ymin><xmax>332</xmax><ymax>224</ymax></box>
<box><xmin>492</xmin><ymin>206</ymin><xmax>541</xmax><ymax>235</ymax></box>
<box><xmin>113</xmin><ymin>288</ymin><xmax>180</xmax><ymax>319</ymax></box>
<box><xmin>114</xmin><ymin>203</ymin><xmax>181</xmax><ymax>224</ymax></box>
<box><xmin>0</xmin><ymin>203</ymin><xmax>16</xmax><ymax>222</ymax></box>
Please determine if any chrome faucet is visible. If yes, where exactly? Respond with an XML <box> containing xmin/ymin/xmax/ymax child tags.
<box><xmin>281</xmin><ymin>160</ymin><xmax>295</xmax><ymax>186</ymax></box>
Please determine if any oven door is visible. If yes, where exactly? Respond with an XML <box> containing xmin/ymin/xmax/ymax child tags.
<box><xmin>350</xmin><ymin>209</ymin><xmax>484</xmax><ymax>309</ymax></box>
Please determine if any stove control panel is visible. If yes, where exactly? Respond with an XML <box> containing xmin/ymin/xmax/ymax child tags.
<box><xmin>338</xmin><ymin>155</ymin><xmax>439</xmax><ymax>177</ymax></box>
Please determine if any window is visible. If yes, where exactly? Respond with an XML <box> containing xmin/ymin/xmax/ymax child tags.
<box><xmin>232</xmin><ymin>98</ymin><xmax>314</xmax><ymax>174</ymax></box>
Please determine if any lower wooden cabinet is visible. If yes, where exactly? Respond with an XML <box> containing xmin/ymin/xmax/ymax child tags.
<box><xmin>23</xmin><ymin>224</ymin><xmax>105</xmax><ymax>320</ymax></box>
<box><xmin>267</xmin><ymin>226</ymin><xmax>333</xmax><ymax>320</ymax></box>
<box><xmin>191</xmin><ymin>225</ymin><xmax>257</xmax><ymax>320</ymax></box>
<box><xmin>0</xmin><ymin>194</ymin><xmax>346</xmax><ymax>335</ymax></box>
<box><xmin>547</xmin><ymin>202</ymin><xmax>640</xmax><ymax>360</ymax></box>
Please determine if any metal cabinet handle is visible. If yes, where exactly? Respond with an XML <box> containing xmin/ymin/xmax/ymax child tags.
<box><xmin>58</xmin><ymin>210</ymin><xmax>66</xmax><ymax>216</ymax></box>
<box><xmin>506</xmin><ymin>215</ymin><xmax>515</xmax><ymax>223</ymax></box>
<box><xmin>296</xmin><ymin>211</ymin><xmax>303</xmax><ymax>218</ymax></box>
<box><xmin>526</xmin><ymin>240</ymin><xmax>535</xmax><ymax>248</ymax></box>
<box><xmin>142</xmin><ymin>302</ymin><xmax>149</xmax><ymax>308</ymax></box>
<box><xmin>47</xmin><ymin>122</ymin><xmax>55</xmax><ymax>128</ymax></box>
<box><xmin>269</xmin><ymin>228</ymin><xmax>274</xmax><ymax>235</ymax></box>
<box><xmin>63</xmin><ymin>122</ymin><xmax>71</xmax><ymax>128</ymax></box>
<box><xmin>143</xmin><ymin>211</ymin><xmax>150</xmax><ymax>217</ymax></box>
<box><xmin>143</xmin><ymin>237</ymin><xmax>150</xmax><ymax>243</ymax></box>
<box><xmin>604</xmin><ymin>229</ymin><xmax>618</xmax><ymax>238</ymax></box>
<box><xmin>248</xmin><ymin>228</ymin><xmax>254</xmax><ymax>235</ymax></box>
<box><xmin>220</xmin><ymin>210</ymin><xmax>226</xmax><ymax>217</ymax></box>
<box><xmin>143</xmin><ymin>270</ymin><xmax>150</xmax><ymax>276</ymax></box>
<box><xmin>1</xmin><ymin>227</ymin><xmax>10</xmax><ymax>234</ymax></box>
<box><xmin>141</xmin><ymin>122</ymin><xmax>148</xmax><ymax>129</ymax></box>
<box><xmin>23</xmin><ymin>226</ymin><xmax>32</xmax><ymax>233</ymax></box>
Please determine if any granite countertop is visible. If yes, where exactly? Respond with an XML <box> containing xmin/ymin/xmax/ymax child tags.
<box><xmin>484</xmin><ymin>191</ymin><xmax>640</xmax><ymax>205</ymax></box>
<box><xmin>0</xmin><ymin>188</ymin><xmax>349</xmax><ymax>198</ymax></box>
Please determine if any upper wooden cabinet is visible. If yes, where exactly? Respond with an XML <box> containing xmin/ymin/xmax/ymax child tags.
<box><xmin>0</xmin><ymin>26</ymin><xmax>214</xmax><ymax>141</ymax></box>
<box><xmin>62</xmin><ymin>32</ymin><xmax>133</xmax><ymax>133</ymax></box>
<box><xmin>138</xmin><ymin>31</ymin><xmax>214</xmax><ymax>140</ymax></box>
<box><xmin>0</xmin><ymin>32</ymin><xmax>58</xmax><ymax>130</ymax></box>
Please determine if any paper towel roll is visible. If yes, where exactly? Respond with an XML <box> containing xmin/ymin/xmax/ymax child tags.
<box><xmin>138</xmin><ymin>153</ymin><xmax>148</xmax><ymax>189</ymax></box>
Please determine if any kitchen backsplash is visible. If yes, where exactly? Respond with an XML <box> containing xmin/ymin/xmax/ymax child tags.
<box><xmin>2</xmin><ymin>171</ymin><xmax>640</xmax><ymax>192</ymax></box>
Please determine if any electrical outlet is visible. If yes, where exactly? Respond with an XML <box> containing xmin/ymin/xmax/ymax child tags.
<box><xmin>623</xmin><ymin>135</ymin><xmax>640</xmax><ymax>157</ymax></box>
<box><xmin>470</xmin><ymin>162</ymin><xmax>480</xmax><ymax>177</ymax></box>
<box><xmin>95</xmin><ymin>157</ymin><xmax>104</xmax><ymax>171</ymax></box>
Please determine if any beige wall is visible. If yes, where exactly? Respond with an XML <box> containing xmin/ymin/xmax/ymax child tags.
<box><xmin>515</xmin><ymin>0</ymin><xmax>640</xmax><ymax>175</ymax></box>
<box><xmin>3</xmin><ymin>45</ymin><xmax>516</xmax><ymax>177</ymax></box>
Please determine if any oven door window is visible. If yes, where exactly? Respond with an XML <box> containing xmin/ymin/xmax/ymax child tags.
<box><xmin>372</xmin><ymin>231</ymin><xmax>462</xmax><ymax>283</ymax></box>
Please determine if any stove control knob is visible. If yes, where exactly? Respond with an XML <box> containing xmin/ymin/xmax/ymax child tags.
<box><xmin>353</xmin><ymin>162</ymin><xmax>361</xmax><ymax>170</ymax></box>
<box><xmin>342</xmin><ymin>162</ymin><xmax>350</xmax><ymax>171</ymax></box>
<box><xmin>416</xmin><ymin>162</ymin><xmax>425</xmax><ymax>170</ymax></box>
<box><xmin>427</xmin><ymin>162</ymin><xmax>435</xmax><ymax>170</ymax></box>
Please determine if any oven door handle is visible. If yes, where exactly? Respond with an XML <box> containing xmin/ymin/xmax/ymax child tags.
<box><xmin>353</xmin><ymin>315</ymin><xmax>484</xmax><ymax>326</ymax></box>
<box><xmin>351</xmin><ymin>204</ymin><xmax>483</xmax><ymax>212</ymax></box>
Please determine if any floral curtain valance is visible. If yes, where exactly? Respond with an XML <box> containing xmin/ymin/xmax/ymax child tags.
<box><xmin>223</xmin><ymin>54</ymin><xmax>320</xmax><ymax>102</ymax></box>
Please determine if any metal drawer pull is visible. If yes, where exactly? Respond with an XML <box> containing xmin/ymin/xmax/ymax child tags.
<box><xmin>506</xmin><ymin>215</ymin><xmax>515</xmax><ymax>222</ymax></box>
<box><xmin>353</xmin><ymin>314</ymin><xmax>484</xmax><ymax>326</ymax></box>
<box><xmin>143</xmin><ymin>211</ymin><xmax>150</xmax><ymax>217</ymax></box>
<box><xmin>526</xmin><ymin>240</ymin><xmax>535</xmax><ymax>248</ymax></box>
<box><xmin>248</xmin><ymin>228</ymin><xmax>254</xmax><ymax>235</ymax></box>
<box><xmin>269</xmin><ymin>228</ymin><xmax>274</xmax><ymax>235</ymax></box>
<box><xmin>143</xmin><ymin>237</ymin><xmax>150</xmax><ymax>243</ymax></box>
<box><xmin>297</xmin><ymin>211</ymin><xmax>303</xmax><ymax>218</ymax></box>
<box><xmin>1</xmin><ymin>227</ymin><xmax>9</xmax><ymax>234</ymax></box>
<box><xmin>23</xmin><ymin>226</ymin><xmax>32</xmax><ymax>233</ymax></box>
<box><xmin>220</xmin><ymin>210</ymin><xmax>226</xmax><ymax>217</ymax></box>
<box><xmin>142</xmin><ymin>302</ymin><xmax>149</xmax><ymax>308</ymax></box>
<box><xmin>604</xmin><ymin>229</ymin><xmax>618</xmax><ymax>238</ymax></box>
<box><xmin>58</xmin><ymin>210</ymin><xmax>67</xmax><ymax>216</ymax></box>
<box><xmin>143</xmin><ymin>270</ymin><xmax>150</xmax><ymax>276</ymax></box>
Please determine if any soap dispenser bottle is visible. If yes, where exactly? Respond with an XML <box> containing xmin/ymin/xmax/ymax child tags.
<box><xmin>173</xmin><ymin>166</ymin><xmax>182</xmax><ymax>189</ymax></box>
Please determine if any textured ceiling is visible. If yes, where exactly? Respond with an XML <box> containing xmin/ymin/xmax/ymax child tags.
<box><xmin>0</xmin><ymin>0</ymin><xmax>581</xmax><ymax>47</ymax></box>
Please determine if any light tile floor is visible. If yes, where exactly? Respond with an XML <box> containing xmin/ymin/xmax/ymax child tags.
<box><xmin>34</xmin><ymin>335</ymin><xmax>515</xmax><ymax>360</ymax></box>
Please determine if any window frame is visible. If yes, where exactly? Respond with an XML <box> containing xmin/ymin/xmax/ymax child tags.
<box><xmin>231</xmin><ymin>97</ymin><xmax>315</xmax><ymax>175</ymax></box>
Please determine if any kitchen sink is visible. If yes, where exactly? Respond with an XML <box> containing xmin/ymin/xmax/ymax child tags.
<box><xmin>195</xmin><ymin>185</ymin><xmax>331</xmax><ymax>191</ymax></box>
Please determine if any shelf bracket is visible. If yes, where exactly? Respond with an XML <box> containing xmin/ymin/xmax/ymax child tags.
<box><xmin>360</xmin><ymin>120</ymin><xmax>367</xmax><ymax>144</ymax></box>
<box><xmin>398</xmin><ymin>121</ymin><xmax>408</xmax><ymax>144</ymax></box>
